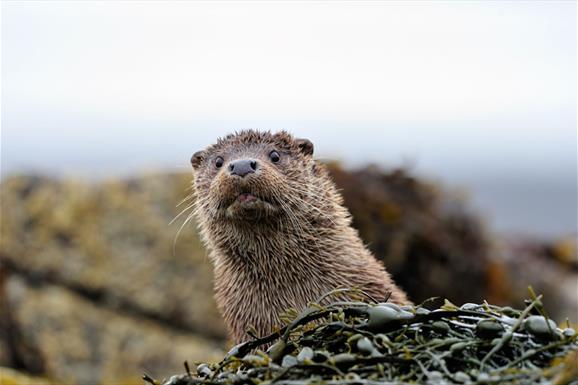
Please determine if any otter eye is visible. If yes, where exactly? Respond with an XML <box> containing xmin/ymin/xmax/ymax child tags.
<box><xmin>215</xmin><ymin>156</ymin><xmax>224</xmax><ymax>168</ymax></box>
<box><xmin>269</xmin><ymin>151</ymin><xmax>280</xmax><ymax>163</ymax></box>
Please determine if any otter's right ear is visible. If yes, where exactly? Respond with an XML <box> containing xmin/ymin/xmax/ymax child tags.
<box><xmin>296</xmin><ymin>138</ymin><xmax>314</xmax><ymax>156</ymax></box>
<box><xmin>190</xmin><ymin>150</ymin><xmax>205</xmax><ymax>169</ymax></box>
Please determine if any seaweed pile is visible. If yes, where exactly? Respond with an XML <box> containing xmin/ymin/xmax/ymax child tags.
<box><xmin>156</xmin><ymin>289</ymin><xmax>578</xmax><ymax>385</ymax></box>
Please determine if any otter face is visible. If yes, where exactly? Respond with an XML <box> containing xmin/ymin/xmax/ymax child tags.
<box><xmin>191</xmin><ymin>130</ymin><xmax>314</xmax><ymax>223</ymax></box>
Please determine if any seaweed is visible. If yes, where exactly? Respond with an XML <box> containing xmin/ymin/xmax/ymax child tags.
<box><xmin>154</xmin><ymin>289</ymin><xmax>578</xmax><ymax>385</ymax></box>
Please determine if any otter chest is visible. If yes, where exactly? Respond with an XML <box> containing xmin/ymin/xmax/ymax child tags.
<box><xmin>213</xmin><ymin>253</ymin><xmax>331</xmax><ymax>340</ymax></box>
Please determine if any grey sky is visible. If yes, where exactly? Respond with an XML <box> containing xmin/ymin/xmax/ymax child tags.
<box><xmin>1</xmin><ymin>1</ymin><xmax>576</xmax><ymax>237</ymax></box>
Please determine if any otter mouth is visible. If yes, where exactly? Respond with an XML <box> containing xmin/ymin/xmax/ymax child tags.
<box><xmin>225</xmin><ymin>191</ymin><xmax>278</xmax><ymax>219</ymax></box>
<box><xmin>237</xmin><ymin>192</ymin><xmax>258</xmax><ymax>204</ymax></box>
<box><xmin>230</xmin><ymin>192</ymin><xmax>267</xmax><ymax>208</ymax></box>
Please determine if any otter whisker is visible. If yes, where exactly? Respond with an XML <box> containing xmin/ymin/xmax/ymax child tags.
<box><xmin>176</xmin><ymin>193</ymin><xmax>195</xmax><ymax>208</ymax></box>
<box><xmin>169</xmin><ymin>201</ymin><xmax>196</xmax><ymax>226</ymax></box>
<box><xmin>282</xmin><ymin>183</ymin><xmax>338</xmax><ymax>225</ymax></box>
<box><xmin>172</xmin><ymin>210</ymin><xmax>196</xmax><ymax>256</ymax></box>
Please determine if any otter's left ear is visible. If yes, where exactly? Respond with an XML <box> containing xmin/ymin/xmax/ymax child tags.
<box><xmin>295</xmin><ymin>138</ymin><xmax>314</xmax><ymax>156</ymax></box>
<box><xmin>190</xmin><ymin>150</ymin><xmax>205</xmax><ymax>169</ymax></box>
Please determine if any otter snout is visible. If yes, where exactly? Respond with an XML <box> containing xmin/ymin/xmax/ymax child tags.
<box><xmin>228</xmin><ymin>159</ymin><xmax>258</xmax><ymax>177</ymax></box>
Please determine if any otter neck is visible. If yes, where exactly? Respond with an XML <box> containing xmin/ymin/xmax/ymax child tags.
<box><xmin>207</xmin><ymin>211</ymin><xmax>348</xmax><ymax>273</ymax></box>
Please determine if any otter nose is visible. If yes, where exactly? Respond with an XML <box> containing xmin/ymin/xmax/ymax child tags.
<box><xmin>228</xmin><ymin>159</ymin><xmax>258</xmax><ymax>177</ymax></box>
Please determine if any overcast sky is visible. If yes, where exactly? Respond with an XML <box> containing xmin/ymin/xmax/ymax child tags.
<box><xmin>1</xmin><ymin>1</ymin><xmax>576</xmax><ymax>237</ymax></box>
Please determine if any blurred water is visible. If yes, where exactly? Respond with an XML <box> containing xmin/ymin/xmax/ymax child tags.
<box><xmin>2</xmin><ymin>117</ymin><xmax>575</xmax><ymax>238</ymax></box>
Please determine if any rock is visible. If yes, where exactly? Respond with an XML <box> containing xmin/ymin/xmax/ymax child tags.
<box><xmin>2</xmin><ymin>275</ymin><xmax>222</xmax><ymax>384</ymax></box>
<box><xmin>0</xmin><ymin>174</ymin><xmax>225</xmax><ymax>339</ymax></box>
<box><xmin>0</xmin><ymin>367</ymin><xmax>54</xmax><ymax>385</ymax></box>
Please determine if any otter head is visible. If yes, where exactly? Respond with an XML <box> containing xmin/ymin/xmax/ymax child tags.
<box><xmin>191</xmin><ymin>130</ymin><xmax>316</xmax><ymax>226</ymax></box>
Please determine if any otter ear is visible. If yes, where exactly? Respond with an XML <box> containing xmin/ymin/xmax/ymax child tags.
<box><xmin>190</xmin><ymin>150</ymin><xmax>205</xmax><ymax>169</ymax></box>
<box><xmin>295</xmin><ymin>138</ymin><xmax>314</xmax><ymax>156</ymax></box>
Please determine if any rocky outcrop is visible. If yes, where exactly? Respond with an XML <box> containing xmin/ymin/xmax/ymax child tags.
<box><xmin>327</xmin><ymin>164</ymin><xmax>491</xmax><ymax>304</ymax></box>
<box><xmin>2</xmin><ymin>275</ymin><xmax>222</xmax><ymax>384</ymax></box>
<box><xmin>1</xmin><ymin>175</ymin><xmax>224</xmax><ymax>338</ymax></box>
<box><xmin>0</xmin><ymin>174</ymin><xmax>226</xmax><ymax>384</ymax></box>
<box><xmin>0</xmin><ymin>168</ymin><xmax>575</xmax><ymax>384</ymax></box>
<box><xmin>325</xmin><ymin>164</ymin><xmax>577</xmax><ymax>318</ymax></box>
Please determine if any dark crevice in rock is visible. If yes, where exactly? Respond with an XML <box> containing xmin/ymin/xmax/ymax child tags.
<box><xmin>0</xmin><ymin>265</ymin><xmax>46</xmax><ymax>375</ymax></box>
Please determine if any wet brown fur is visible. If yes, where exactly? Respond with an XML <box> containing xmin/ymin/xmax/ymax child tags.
<box><xmin>190</xmin><ymin>130</ymin><xmax>410</xmax><ymax>343</ymax></box>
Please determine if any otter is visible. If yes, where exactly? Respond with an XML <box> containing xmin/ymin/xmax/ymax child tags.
<box><xmin>190</xmin><ymin>130</ymin><xmax>409</xmax><ymax>343</ymax></box>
